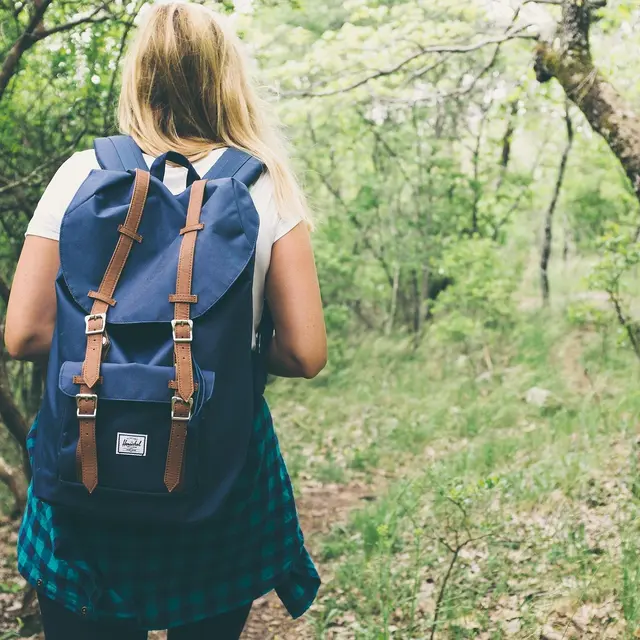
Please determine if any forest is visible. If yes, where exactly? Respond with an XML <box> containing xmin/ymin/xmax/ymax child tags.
<box><xmin>1</xmin><ymin>0</ymin><xmax>640</xmax><ymax>638</ymax></box>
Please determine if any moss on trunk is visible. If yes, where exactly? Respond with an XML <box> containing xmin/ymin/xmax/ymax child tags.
<box><xmin>535</xmin><ymin>0</ymin><xmax>640</xmax><ymax>202</ymax></box>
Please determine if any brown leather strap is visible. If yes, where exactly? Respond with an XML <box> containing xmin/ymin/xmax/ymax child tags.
<box><xmin>168</xmin><ymin>380</ymin><xmax>198</xmax><ymax>391</ymax></box>
<box><xmin>77</xmin><ymin>169</ymin><xmax>150</xmax><ymax>493</ymax></box>
<box><xmin>171</xmin><ymin>179</ymin><xmax>206</xmax><ymax>404</ymax></box>
<box><xmin>77</xmin><ymin>383</ymin><xmax>99</xmax><ymax>492</ymax></box>
<box><xmin>81</xmin><ymin>170</ymin><xmax>150</xmax><ymax>389</ymax></box>
<box><xmin>165</xmin><ymin>407</ymin><xmax>189</xmax><ymax>493</ymax></box>
<box><xmin>168</xmin><ymin>293</ymin><xmax>198</xmax><ymax>304</ymax></box>
<box><xmin>164</xmin><ymin>179</ymin><xmax>206</xmax><ymax>492</ymax></box>
<box><xmin>117</xmin><ymin>225</ymin><xmax>143</xmax><ymax>243</ymax></box>
<box><xmin>180</xmin><ymin>223</ymin><xmax>204</xmax><ymax>235</ymax></box>
<box><xmin>73</xmin><ymin>375</ymin><xmax>103</xmax><ymax>386</ymax></box>
<box><xmin>87</xmin><ymin>291</ymin><xmax>116</xmax><ymax>306</ymax></box>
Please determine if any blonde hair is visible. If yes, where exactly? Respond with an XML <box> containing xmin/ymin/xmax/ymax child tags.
<box><xmin>118</xmin><ymin>2</ymin><xmax>310</xmax><ymax>222</ymax></box>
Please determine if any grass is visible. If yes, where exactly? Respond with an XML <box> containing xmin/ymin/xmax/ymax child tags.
<box><xmin>267</xmin><ymin>304</ymin><xmax>640</xmax><ymax>639</ymax></box>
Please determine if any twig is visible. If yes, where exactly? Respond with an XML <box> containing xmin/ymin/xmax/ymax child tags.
<box><xmin>430</xmin><ymin>545</ymin><xmax>461</xmax><ymax>640</ymax></box>
<box><xmin>609</xmin><ymin>291</ymin><xmax>640</xmax><ymax>361</ymax></box>
<box><xmin>430</xmin><ymin>532</ymin><xmax>494</xmax><ymax>639</ymax></box>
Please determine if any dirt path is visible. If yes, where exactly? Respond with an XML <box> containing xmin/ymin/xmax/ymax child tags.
<box><xmin>239</xmin><ymin>479</ymin><xmax>376</xmax><ymax>639</ymax></box>
<box><xmin>1</xmin><ymin>478</ymin><xmax>377</xmax><ymax>639</ymax></box>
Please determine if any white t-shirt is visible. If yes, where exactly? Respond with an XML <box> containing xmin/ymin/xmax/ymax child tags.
<box><xmin>26</xmin><ymin>148</ymin><xmax>300</xmax><ymax>341</ymax></box>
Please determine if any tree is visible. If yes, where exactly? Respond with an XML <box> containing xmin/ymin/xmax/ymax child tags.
<box><xmin>534</xmin><ymin>0</ymin><xmax>640</xmax><ymax>204</ymax></box>
<box><xmin>0</xmin><ymin>0</ymin><xmax>139</xmax><ymax>513</ymax></box>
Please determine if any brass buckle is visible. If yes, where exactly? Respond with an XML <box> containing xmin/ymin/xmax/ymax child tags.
<box><xmin>76</xmin><ymin>393</ymin><xmax>98</xmax><ymax>419</ymax></box>
<box><xmin>171</xmin><ymin>319</ymin><xmax>193</xmax><ymax>343</ymax></box>
<box><xmin>171</xmin><ymin>396</ymin><xmax>193</xmax><ymax>421</ymax></box>
<box><xmin>85</xmin><ymin>313</ymin><xmax>106</xmax><ymax>335</ymax></box>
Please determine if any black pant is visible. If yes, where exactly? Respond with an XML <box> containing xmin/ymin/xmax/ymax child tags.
<box><xmin>38</xmin><ymin>594</ymin><xmax>252</xmax><ymax>640</ymax></box>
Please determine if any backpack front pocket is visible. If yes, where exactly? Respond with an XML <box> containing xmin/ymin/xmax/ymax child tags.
<box><xmin>57</xmin><ymin>361</ymin><xmax>215</xmax><ymax>495</ymax></box>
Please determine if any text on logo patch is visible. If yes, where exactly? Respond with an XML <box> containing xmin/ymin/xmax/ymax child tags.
<box><xmin>116</xmin><ymin>432</ymin><xmax>147</xmax><ymax>457</ymax></box>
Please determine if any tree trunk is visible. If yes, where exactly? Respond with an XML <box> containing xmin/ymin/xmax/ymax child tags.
<box><xmin>0</xmin><ymin>330</ymin><xmax>31</xmax><ymax>481</ymax></box>
<box><xmin>0</xmin><ymin>366</ymin><xmax>29</xmax><ymax>448</ymax></box>
<box><xmin>496</xmin><ymin>100</ymin><xmax>518</xmax><ymax>192</ymax></box>
<box><xmin>535</xmin><ymin>0</ymin><xmax>640</xmax><ymax>202</ymax></box>
<box><xmin>541</xmin><ymin>105</ymin><xmax>573</xmax><ymax>304</ymax></box>
<box><xmin>0</xmin><ymin>455</ymin><xmax>27</xmax><ymax>516</ymax></box>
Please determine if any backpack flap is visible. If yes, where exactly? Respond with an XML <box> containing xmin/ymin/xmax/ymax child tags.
<box><xmin>59</xmin><ymin>172</ymin><xmax>260</xmax><ymax>324</ymax></box>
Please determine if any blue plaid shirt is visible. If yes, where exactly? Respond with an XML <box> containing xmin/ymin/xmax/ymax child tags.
<box><xmin>17</xmin><ymin>399</ymin><xmax>319</xmax><ymax>630</ymax></box>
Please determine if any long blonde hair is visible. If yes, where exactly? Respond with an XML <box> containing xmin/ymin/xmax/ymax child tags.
<box><xmin>118</xmin><ymin>2</ymin><xmax>310</xmax><ymax>222</ymax></box>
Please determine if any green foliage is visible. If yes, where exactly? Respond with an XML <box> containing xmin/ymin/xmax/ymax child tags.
<box><xmin>432</xmin><ymin>238</ymin><xmax>520</xmax><ymax>348</ymax></box>
<box><xmin>590</xmin><ymin>222</ymin><xmax>640</xmax><ymax>295</ymax></box>
<box><xmin>566</xmin><ymin>299</ymin><xmax>613</xmax><ymax>332</ymax></box>
<box><xmin>586</xmin><ymin>221</ymin><xmax>640</xmax><ymax>354</ymax></box>
<box><xmin>564</xmin><ymin>143</ymin><xmax>639</xmax><ymax>250</ymax></box>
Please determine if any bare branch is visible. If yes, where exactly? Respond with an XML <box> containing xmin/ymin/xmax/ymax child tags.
<box><xmin>32</xmin><ymin>2</ymin><xmax>111</xmax><ymax>38</ymax></box>
<box><xmin>288</xmin><ymin>28</ymin><xmax>539</xmax><ymax>98</ymax></box>
<box><xmin>0</xmin><ymin>0</ymin><xmax>53</xmax><ymax>102</ymax></box>
<box><xmin>35</xmin><ymin>15</ymin><xmax>113</xmax><ymax>40</ymax></box>
<box><xmin>403</xmin><ymin>53</ymin><xmax>453</xmax><ymax>85</ymax></box>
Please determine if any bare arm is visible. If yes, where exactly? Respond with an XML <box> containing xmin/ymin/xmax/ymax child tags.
<box><xmin>5</xmin><ymin>236</ymin><xmax>60</xmax><ymax>361</ymax></box>
<box><xmin>265</xmin><ymin>223</ymin><xmax>327</xmax><ymax>379</ymax></box>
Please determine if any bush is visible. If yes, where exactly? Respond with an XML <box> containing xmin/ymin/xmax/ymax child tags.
<box><xmin>431</xmin><ymin>238</ymin><xmax>521</xmax><ymax>349</ymax></box>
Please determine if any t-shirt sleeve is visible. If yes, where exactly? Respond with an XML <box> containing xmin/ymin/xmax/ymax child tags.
<box><xmin>250</xmin><ymin>171</ymin><xmax>302</xmax><ymax>244</ymax></box>
<box><xmin>26</xmin><ymin>150</ymin><xmax>97</xmax><ymax>241</ymax></box>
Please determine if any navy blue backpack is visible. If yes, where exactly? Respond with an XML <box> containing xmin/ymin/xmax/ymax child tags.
<box><xmin>33</xmin><ymin>136</ymin><xmax>271</xmax><ymax>523</ymax></box>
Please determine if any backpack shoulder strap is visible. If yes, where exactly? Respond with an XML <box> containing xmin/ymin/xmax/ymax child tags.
<box><xmin>94</xmin><ymin>135</ymin><xmax>148</xmax><ymax>171</ymax></box>
<box><xmin>202</xmin><ymin>148</ymin><xmax>264</xmax><ymax>187</ymax></box>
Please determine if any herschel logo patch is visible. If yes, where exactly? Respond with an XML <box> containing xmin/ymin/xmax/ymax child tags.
<box><xmin>116</xmin><ymin>432</ymin><xmax>147</xmax><ymax>457</ymax></box>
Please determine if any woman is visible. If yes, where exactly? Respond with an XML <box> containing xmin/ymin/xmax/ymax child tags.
<box><xmin>5</xmin><ymin>3</ymin><xmax>326</xmax><ymax>639</ymax></box>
